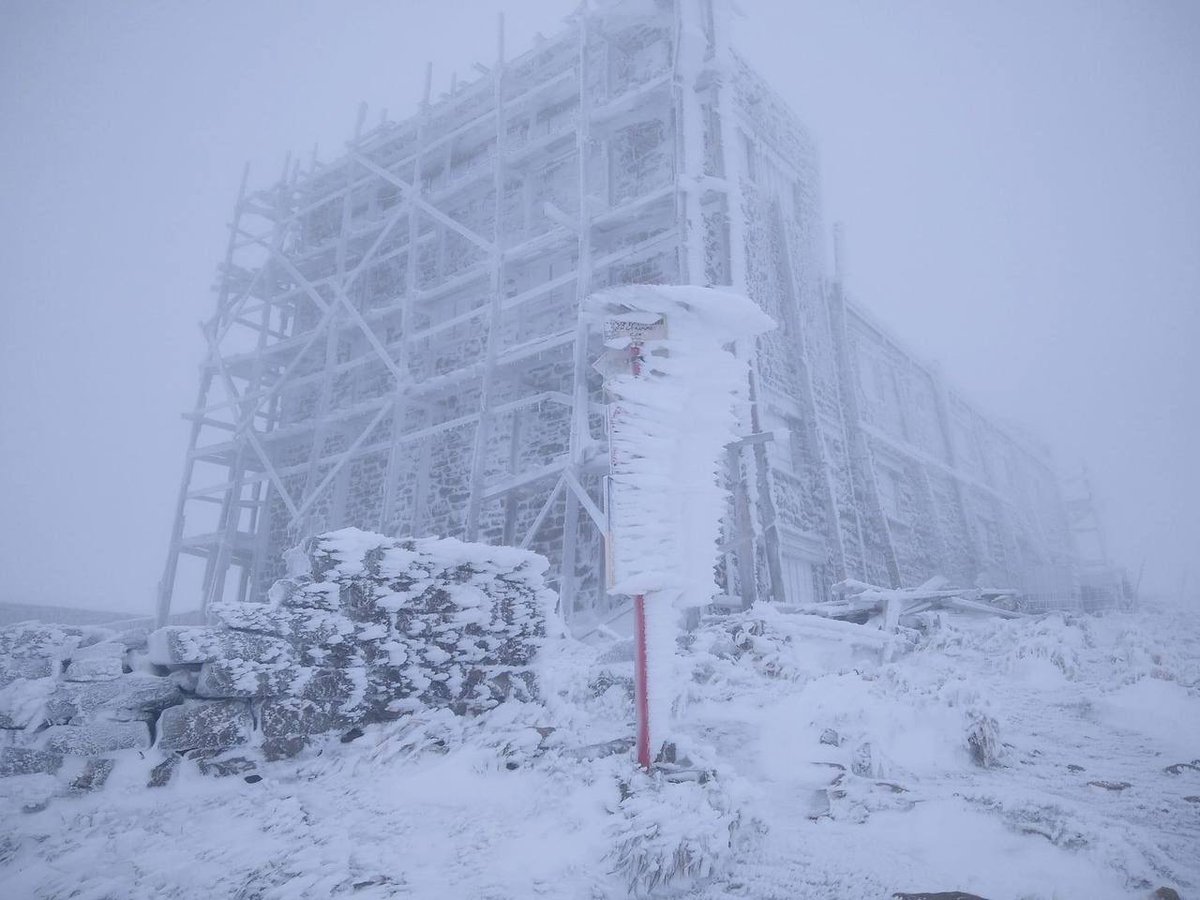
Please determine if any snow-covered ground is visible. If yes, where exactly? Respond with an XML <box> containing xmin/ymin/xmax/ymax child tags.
<box><xmin>1</xmin><ymin>601</ymin><xmax>1196</xmax><ymax>899</ymax></box>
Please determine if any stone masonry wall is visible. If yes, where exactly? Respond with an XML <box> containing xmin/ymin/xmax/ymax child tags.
<box><xmin>0</xmin><ymin>622</ymin><xmax>177</xmax><ymax>790</ymax></box>
<box><xmin>0</xmin><ymin>529</ymin><xmax>554</xmax><ymax>796</ymax></box>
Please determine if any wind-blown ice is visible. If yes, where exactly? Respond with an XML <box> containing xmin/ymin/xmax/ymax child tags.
<box><xmin>585</xmin><ymin>285</ymin><xmax>774</xmax><ymax>754</ymax></box>
<box><xmin>588</xmin><ymin>285</ymin><xmax>774</xmax><ymax>603</ymax></box>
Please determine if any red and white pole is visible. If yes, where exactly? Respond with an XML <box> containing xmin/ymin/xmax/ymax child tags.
<box><xmin>633</xmin><ymin>592</ymin><xmax>652</xmax><ymax>769</ymax></box>
<box><xmin>588</xmin><ymin>289</ymin><xmax>773</xmax><ymax>774</ymax></box>
<box><xmin>627</xmin><ymin>341</ymin><xmax>654</xmax><ymax>770</ymax></box>
<box><xmin>599</xmin><ymin>325</ymin><xmax>667</xmax><ymax>772</ymax></box>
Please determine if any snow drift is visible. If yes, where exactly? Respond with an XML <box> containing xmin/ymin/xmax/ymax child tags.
<box><xmin>1</xmin><ymin>555</ymin><xmax>1196</xmax><ymax>898</ymax></box>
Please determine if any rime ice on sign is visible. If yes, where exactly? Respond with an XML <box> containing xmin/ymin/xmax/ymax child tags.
<box><xmin>586</xmin><ymin>285</ymin><xmax>774</xmax><ymax>762</ymax></box>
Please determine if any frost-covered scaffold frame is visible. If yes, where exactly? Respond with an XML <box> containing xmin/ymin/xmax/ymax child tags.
<box><xmin>159</xmin><ymin>0</ymin><xmax>1100</xmax><ymax>631</ymax></box>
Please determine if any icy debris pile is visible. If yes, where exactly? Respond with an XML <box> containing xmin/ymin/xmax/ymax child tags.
<box><xmin>0</xmin><ymin>622</ymin><xmax>175</xmax><ymax>781</ymax></box>
<box><xmin>0</xmin><ymin>528</ymin><xmax>555</xmax><ymax>786</ymax></box>
<box><xmin>965</xmin><ymin>711</ymin><xmax>1003</xmax><ymax>768</ymax></box>
<box><xmin>607</xmin><ymin>772</ymin><xmax>748</xmax><ymax>898</ymax></box>
<box><xmin>682</xmin><ymin>602</ymin><xmax>893</xmax><ymax>697</ymax></box>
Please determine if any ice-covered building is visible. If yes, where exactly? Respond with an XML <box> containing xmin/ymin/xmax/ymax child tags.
<box><xmin>158</xmin><ymin>0</ymin><xmax>1091</xmax><ymax>632</ymax></box>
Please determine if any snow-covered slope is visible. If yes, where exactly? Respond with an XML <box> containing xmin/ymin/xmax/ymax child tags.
<box><xmin>1</xmin><ymin>602</ymin><xmax>1196</xmax><ymax>899</ymax></box>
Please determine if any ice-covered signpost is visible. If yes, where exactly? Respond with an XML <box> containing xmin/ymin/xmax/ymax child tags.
<box><xmin>586</xmin><ymin>286</ymin><xmax>774</xmax><ymax>770</ymax></box>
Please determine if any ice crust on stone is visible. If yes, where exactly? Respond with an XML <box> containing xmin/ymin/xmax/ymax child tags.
<box><xmin>157</xmin><ymin>700</ymin><xmax>253</xmax><ymax>753</ymax></box>
<box><xmin>41</xmin><ymin>721</ymin><xmax>151</xmax><ymax>756</ymax></box>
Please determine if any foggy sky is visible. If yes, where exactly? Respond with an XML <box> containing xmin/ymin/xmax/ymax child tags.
<box><xmin>1</xmin><ymin>0</ymin><xmax>1197</xmax><ymax>613</ymax></box>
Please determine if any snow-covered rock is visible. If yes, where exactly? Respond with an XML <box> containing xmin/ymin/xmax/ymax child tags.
<box><xmin>63</xmin><ymin>654</ymin><xmax>123</xmax><ymax>682</ymax></box>
<box><xmin>0</xmin><ymin>747</ymin><xmax>61</xmax><ymax>777</ymax></box>
<box><xmin>41</xmin><ymin>721</ymin><xmax>150</xmax><ymax>755</ymax></box>
<box><xmin>0</xmin><ymin>655</ymin><xmax>55</xmax><ymax>686</ymax></box>
<box><xmin>44</xmin><ymin>674</ymin><xmax>181</xmax><ymax>724</ymax></box>
<box><xmin>157</xmin><ymin>700</ymin><xmax>253</xmax><ymax>752</ymax></box>
<box><xmin>0</xmin><ymin>623</ymin><xmax>79</xmax><ymax>660</ymax></box>
<box><xmin>253</xmin><ymin>528</ymin><xmax>555</xmax><ymax>729</ymax></box>
<box><xmin>146</xmin><ymin>626</ymin><xmax>294</xmax><ymax>667</ymax></box>
<box><xmin>195</xmin><ymin>658</ymin><xmax>303</xmax><ymax>699</ymax></box>
<box><xmin>67</xmin><ymin>757</ymin><xmax>115</xmax><ymax>795</ymax></box>
<box><xmin>260</xmin><ymin>697</ymin><xmax>355</xmax><ymax>760</ymax></box>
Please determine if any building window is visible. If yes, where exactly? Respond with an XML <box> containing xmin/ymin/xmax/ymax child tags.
<box><xmin>741</xmin><ymin>132</ymin><xmax>757</xmax><ymax>182</ymax></box>
<box><xmin>858</xmin><ymin>351</ymin><xmax>890</xmax><ymax>405</ymax></box>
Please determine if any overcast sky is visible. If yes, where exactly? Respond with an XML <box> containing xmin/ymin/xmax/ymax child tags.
<box><xmin>1</xmin><ymin>0</ymin><xmax>1197</xmax><ymax>612</ymax></box>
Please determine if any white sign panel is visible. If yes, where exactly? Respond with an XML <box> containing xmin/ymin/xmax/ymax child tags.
<box><xmin>591</xmin><ymin>348</ymin><xmax>635</xmax><ymax>380</ymax></box>
<box><xmin>602</xmin><ymin>314</ymin><xmax>667</xmax><ymax>347</ymax></box>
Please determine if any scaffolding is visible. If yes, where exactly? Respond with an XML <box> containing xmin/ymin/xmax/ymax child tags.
<box><xmin>159</xmin><ymin>0</ymin><xmax>1094</xmax><ymax>630</ymax></box>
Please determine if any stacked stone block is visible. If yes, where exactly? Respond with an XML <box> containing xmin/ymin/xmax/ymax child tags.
<box><xmin>0</xmin><ymin>622</ymin><xmax>176</xmax><ymax>782</ymax></box>
<box><xmin>0</xmin><ymin>529</ymin><xmax>554</xmax><ymax>788</ymax></box>
<box><xmin>243</xmin><ymin>528</ymin><xmax>553</xmax><ymax>759</ymax></box>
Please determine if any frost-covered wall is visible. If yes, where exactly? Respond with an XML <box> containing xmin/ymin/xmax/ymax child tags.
<box><xmin>719</xmin><ymin>28</ymin><xmax>1075</xmax><ymax>604</ymax></box>
<box><xmin>842</xmin><ymin>305</ymin><xmax>1075</xmax><ymax>595</ymax></box>
<box><xmin>1</xmin><ymin>530</ymin><xmax>552</xmax><ymax>787</ymax></box>
<box><xmin>0</xmin><ymin>623</ymin><xmax>177</xmax><ymax>783</ymax></box>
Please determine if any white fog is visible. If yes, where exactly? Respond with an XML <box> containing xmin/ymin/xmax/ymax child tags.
<box><xmin>0</xmin><ymin>1</ymin><xmax>1197</xmax><ymax>897</ymax></box>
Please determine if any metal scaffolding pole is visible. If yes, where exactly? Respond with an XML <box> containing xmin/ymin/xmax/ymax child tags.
<box><xmin>465</xmin><ymin>14</ymin><xmax>510</xmax><ymax>542</ymax></box>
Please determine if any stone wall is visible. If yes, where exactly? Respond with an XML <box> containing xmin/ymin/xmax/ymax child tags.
<box><xmin>0</xmin><ymin>622</ymin><xmax>174</xmax><ymax>789</ymax></box>
<box><xmin>0</xmin><ymin>529</ymin><xmax>554</xmax><ymax>794</ymax></box>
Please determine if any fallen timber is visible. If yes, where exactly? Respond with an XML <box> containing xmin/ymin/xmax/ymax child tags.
<box><xmin>770</xmin><ymin>576</ymin><xmax>1029</xmax><ymax>663</ymax></box>
<box><xmin>785</xmin><ymin>576</ymin><xmax>1028</xmax><ymax>626</ymax></box>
